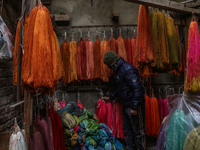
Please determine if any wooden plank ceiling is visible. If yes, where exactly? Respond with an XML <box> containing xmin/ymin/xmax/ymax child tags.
<box><xmin>124</xmin><ymin>0</ymin><xmax>200</xmax><ymax>14</ymax></box>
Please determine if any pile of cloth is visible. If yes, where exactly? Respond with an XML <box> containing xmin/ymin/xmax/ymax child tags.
<box><xmin>58</xmin><ymin>102</ymin><xmax>124</xmax><ymax>150</ymax></box>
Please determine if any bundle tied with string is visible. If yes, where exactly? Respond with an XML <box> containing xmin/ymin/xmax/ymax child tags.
<box><xmin>21</xmin><ymin>3</ymin><xmax>58</xmax><ymax>93</ymax></box>
<box><xmin>185</xmin><ymin>21</ymin><xmax>200</xmax><ymax>92</ymax></box>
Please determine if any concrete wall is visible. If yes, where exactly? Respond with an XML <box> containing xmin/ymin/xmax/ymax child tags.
<box><xmin>49</xmin><ymin>0</ymin><xmax>139</xmax><ymax>44</ymax></box>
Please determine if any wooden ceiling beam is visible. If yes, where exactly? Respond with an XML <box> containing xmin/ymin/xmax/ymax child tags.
<box><xmin>124</xmin><ymin>0</ymin><xmax>200</xmax><ymax>14</ymax></box>
<box><xmin>185</xmin><ymin>2</ymin><xmax>200</xmax><ymax>8</ymax></box>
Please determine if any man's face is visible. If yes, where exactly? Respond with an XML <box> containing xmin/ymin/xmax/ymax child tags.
<box><xmin>108</xmin><ymin>61</ymin><xmax>116</xmax><ymax>70</ymax></box>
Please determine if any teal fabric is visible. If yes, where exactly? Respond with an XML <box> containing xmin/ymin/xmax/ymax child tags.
<box><xmin>58</xmin><ymin>102</ymin><xmax>86</xmax><ymax>116</ymax></box>
<box><xmin>166</xmin><ymin>110</ymin><xmax>186</xmax><ymax>150</ymax></box>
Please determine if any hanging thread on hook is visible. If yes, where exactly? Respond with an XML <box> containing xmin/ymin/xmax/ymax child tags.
<box><xmin>63</xmin><ymin>31</ymin><xmax>67</xmax><ymax>40</ymax></box>
<box><xmin>79</xmin><ymin>28</ymin><xmax>82</xmax><ymax>37</ymax></box>
<box><xmin>126</xmin><ymin>28</ymin><xmax>129</xmax><ymax>36</ymax></box>
<box><xmin>119</xmin><ymin>28</ymin><xmax>121</xmax><ymax>35</ymax></box>
<box><xmin>111</xmin><ymin>28</ymin><xmax>113</xmax><ymax>36</ymax></box>
<box><xmin>133</xmin><ymin>27</ymin><xmax>136</xmax><ymax>36</ymax></box>
<box><xmin>87</xmin><ymin>30</ymin><xmax>90</xmax><ymax>38</ymax></box>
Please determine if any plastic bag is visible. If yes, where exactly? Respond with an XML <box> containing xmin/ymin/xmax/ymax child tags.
<box><xmin>157</xmin><ymin>93</ymin><xmax>200</xmax><ymax>150</ymax></box>
<box><xmin>0</xmin><ymin>16</ymin><xmax>14</xmax><ymax>58</ymax></box>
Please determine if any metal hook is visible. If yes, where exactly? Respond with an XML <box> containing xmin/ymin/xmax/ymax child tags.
<box><xmin>159</xmin><ymin>88</ymin><xmax>162</xmax><ymax>94</ymax></box>
<box><xmin>179</xmin><ymin>85</ymin><xmax>184</xmax><ymax>94</ymax></box>
<box><xmin>87</xmin><ymin>30</ymin><xmax>90</xmax><ymax>38</ymax></box>
<box><xmin>119</xmin><ymin>28</ymin><xmax>121</xmax><ymax>35</ymax></box>
<box><xmin>72</xmin><ymin>31</ymin><xmax>75</xmax><ymax>38</ymax></box>
<box><xmin>78</xmin><ymin>90</ymin><xmax>80</xmax><ymax>100</ymax></box>
<box><xmin>133</xmin><ymin>27</ymin><xmax>136</xmax><ymax>36</ymax></box>
<box><xmin>79</xmin><ymin>28</ymin><xmax>82</xmax><ymax>37</ymax></box>
<box><xmin>63</xmin><ymin>31</ymin><xmax>67</xmax><ymax>40</ymax></box>
<box><xmin>62</xmin><ymin>92</ymin><xmax>64</xmax><ymax>100</ymax></box>
<box><xmin>111</xmin><ymin>28</ymin><xmax>113</xmax><ymax>36</ymax></box>
<box><xmin>126</xmin><ymin>28</ymin><xmax>129</xmax><ymax>36</ymax></box>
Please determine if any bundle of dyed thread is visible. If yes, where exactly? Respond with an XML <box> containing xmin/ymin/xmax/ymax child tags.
<box><xmin>184</xmin><ymin>21</ymin><xmax>200</xmax><ymax>92</ymax></box>
<box><xmin>136</xmin><ymin>5</ymin><xmax>153</xmax><ymax>77</ymax></box>
<box><xmin>13</xmin><ymin>3</ymin><xmax>60</xmax><ymax>94</ymax></box>
<box><xmin>58</xmin><ymin>102</ymin><xmax>124</xmax><ymax>150</ymax></box>
<box><xmin>150</xmin><ymin>9</ymin><xmax>180</xmax><ymax>72</ymax></box>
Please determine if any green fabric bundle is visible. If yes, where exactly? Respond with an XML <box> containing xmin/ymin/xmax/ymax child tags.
<box><xmin>151</xmin><ymin>10</ymin><xmax>180</xmax><ymax>71</ymax></box>
<box><xmin>183</xmin><ymin>126</ymin><xmax>200</xmax><ymax>150</ymax></box>
<box><xmin>165</xmin><ymin>15</ymin><xmax>180</xmax><ymax>69</ymax></box>
<box><xmin>151</xmin><ymin>10</ymin><xmax>158</xmax><ymax>68</ymax></box>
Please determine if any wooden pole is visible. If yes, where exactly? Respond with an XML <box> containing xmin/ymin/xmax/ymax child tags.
<box><xmin>16</xmin><ymin>0</ymin><xmax>25</xmax><ymax>102</ymax></box>
<box><xmin>24</xmin><ymin>89</ymin><xmax>32</xmax><ymax>149</ymax></box>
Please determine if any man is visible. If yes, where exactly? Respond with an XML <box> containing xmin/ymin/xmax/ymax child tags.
<box><xmin>102</xmin><ymin>50</ymin><xmax>146</xmax><ymax>150</ymax></box>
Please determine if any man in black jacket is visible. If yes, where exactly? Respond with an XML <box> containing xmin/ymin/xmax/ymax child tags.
<box><xmin>102</xmin><ymin>51</ymin><xmax>146</xmax><ymax>150</ymax></box>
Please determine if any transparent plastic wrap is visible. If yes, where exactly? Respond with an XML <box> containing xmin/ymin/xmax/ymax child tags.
<box><xmin>156</xmin><ymin>93</ymin><xmax>200</xmax><ymax>150</ymax></box>
<box><xmin>0</xmin><ymin>16</ymin><xmax>14</xmax><ymax>58</ymax></box>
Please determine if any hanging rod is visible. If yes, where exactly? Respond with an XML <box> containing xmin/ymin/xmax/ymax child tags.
<box><xmin>56</xmin><ymin>24</ymin><xmax>138</xmax><ymax>29</ymax></box>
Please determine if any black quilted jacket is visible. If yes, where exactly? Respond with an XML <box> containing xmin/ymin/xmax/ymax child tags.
<box><xmin>109</xmin><ymin>58</ymin><xmax>145</xmax><ymax>110</ymax></box>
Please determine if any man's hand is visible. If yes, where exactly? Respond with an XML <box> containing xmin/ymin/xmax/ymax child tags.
<box><xmin>101</xmin><ymin>97</ymin><xmax>110</xmax><ymax>102</ymax></box>
<box><xmin>130</xmin><ymin>109</ymin><xmax>137</xmax><ymax>115</ymax></box>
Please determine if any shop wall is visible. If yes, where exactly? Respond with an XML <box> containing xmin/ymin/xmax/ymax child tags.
<box><xmin>47</xmin><ymin>0</ymin><xmax>185</xmax><ymax>113</ymax></box>
<box><xmin>0</xmin><ymin>0</ymin><xmax>23</xmax><ymax>134</ymax></box>
<box><xmin>48</xmin><ymin>0</ymin><xmax>140</xmax><ymax>113</ymax></box>
<box><xmin>0</xmin><ymin>60</ymin><xmax>23</xmax><ymax>133</ymax></box>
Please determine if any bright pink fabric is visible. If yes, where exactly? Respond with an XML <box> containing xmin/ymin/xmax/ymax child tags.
<box><xmin>158</xmin><ymin>98</ymin><xmax>164</xmax><ymax>123</ymax></box>
<box><xmin>96</xmin><ymin>99</ymin><xmax>124</xmax><ymax>139</ymax></box>
<box><xmin>59</xmin><ymin>100</ymin><xmax>67</xmax><ymax>108</ymax></box>
<box><xmin>186</xmin><ymin>21</ymin><xmax>200</xmax><ymax>90</ymax></box>
<box><xmin>96</xmin><ymin>99</ymin><xmax>107</xmax><ymax>124</ymax></box>
<box><xmin>77</xmin><ymin>98</ymin><xmax>84</xmax><ymax>108</ymax></box>
<box><xmin>106</xmin><ymin>102</ymin><xmax>116</xmax><ymax>137</ymax></box>
<box><xmin>163</xmin><ymin>98</ymin><xmax>169</xmax><ymax>118</ymax></box>
<box><xmin>113</xmin><ymin>102</ymin><xmax>124</xmax><ymax>139</ymax></box>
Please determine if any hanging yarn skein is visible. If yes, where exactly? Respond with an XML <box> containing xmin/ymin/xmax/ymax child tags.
<box><xmin>23</xmin><ymin>5</ymin><xmax>58</xmax><ymax>93</ymax></box>
<box><xmin>136</xmin><ymin>5</ymin><xmax>153</xmax><ymax>64</ymax></box>
<box><xmin>185</xmin><ymin>21</ymin><xmax>200</xmax><ymax>92</ymax></box>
